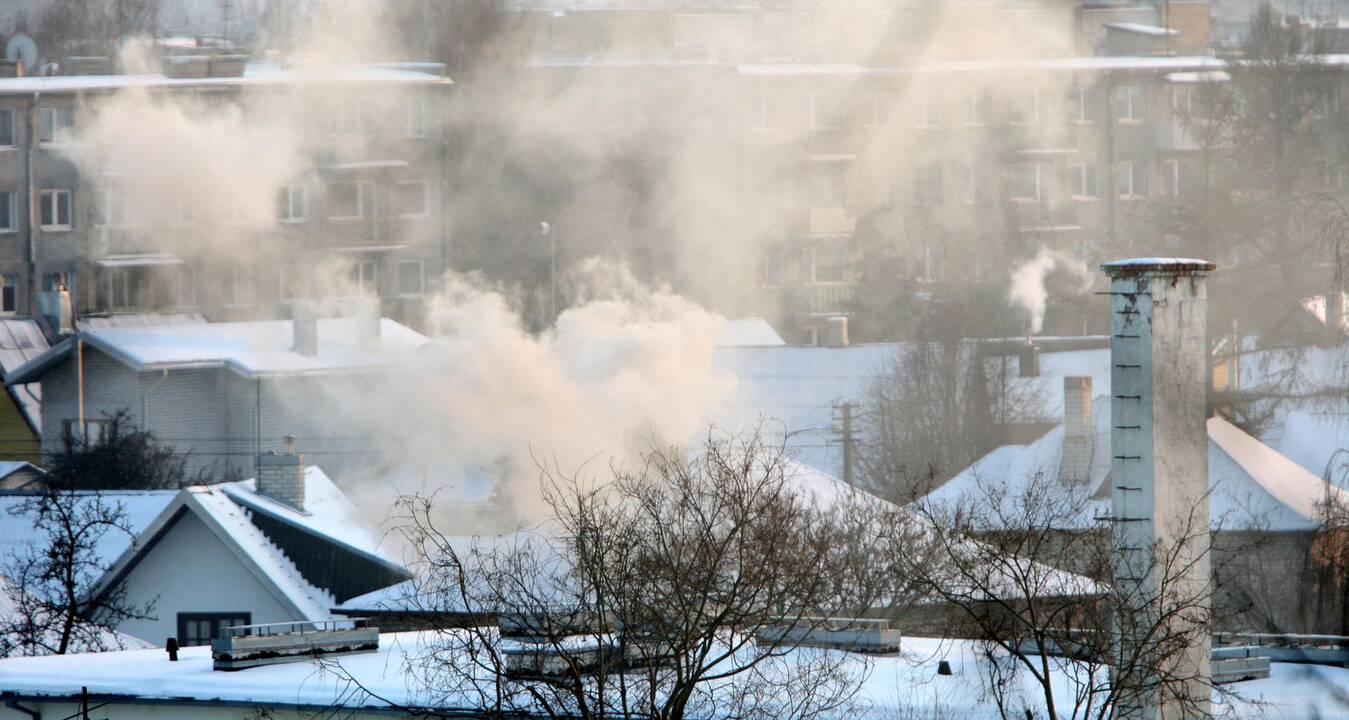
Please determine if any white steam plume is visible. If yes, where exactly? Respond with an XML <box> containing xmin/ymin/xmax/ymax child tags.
<box><xmin>1008</xmin><ymin>248</ymin><xmax>1092</xmax><ymax>334</ymax></box>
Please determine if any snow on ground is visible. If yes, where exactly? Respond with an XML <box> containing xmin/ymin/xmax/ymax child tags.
<box><xmin>0</xmin><ymin>632</ymin><xmax>1345</xmax><ymax>718</ymax></box>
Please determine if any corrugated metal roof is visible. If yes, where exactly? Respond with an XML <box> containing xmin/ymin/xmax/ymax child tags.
<box><xmin>0</xmin><ymin>318</ymin><xmax>50</xmax><ymax>375</ymax></box>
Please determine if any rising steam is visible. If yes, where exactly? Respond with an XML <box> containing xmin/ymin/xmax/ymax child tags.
<box><xmin>1008</xmin><ymin>248</ymin><xmax>1092</xmax><ymax>334</ymax></box>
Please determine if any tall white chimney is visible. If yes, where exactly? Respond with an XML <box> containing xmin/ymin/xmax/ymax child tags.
<box><xmin>1102</xmin><ymin>258</ymin><xmax>1214</xmax><ymax>719</ymax></box>
<box><xmin>1057</xmin><ymin>376</ymin><xmax>1093</xmax><ymax>486</ymax></box>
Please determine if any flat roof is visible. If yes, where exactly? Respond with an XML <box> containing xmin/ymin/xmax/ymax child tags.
<box><xmin>0</xmin><ymin>62</ymin><xmax>451</xmax><ymax>96</ymax></box>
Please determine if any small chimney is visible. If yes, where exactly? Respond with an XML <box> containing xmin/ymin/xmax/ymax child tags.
<box><xmin>292</xmin><ymin>301</ymin><xmax>318</xmax><ymax>357</ymax></box>
<box><xmin>256</xmin><ymin>435</ymin><xmax>305</xmax><ymax>511</ymax></box>
<box><xmin>1058</xmin><ymin>376</ymin><xmax>1094</xmax><ymax>486</ymax></box>
<box><xmin>37</xmin><ymin>288</ymin><xmax>73</xmax><ymax>336</ymax></box>
<box><xmin>825</xmin><ymin>316</ymin><xmax>849</xmax><ymax>347</ymax></box>
<box><xmin>1018</xmin><ymin>341</ymin><xmax>1040</xmax><ymax>378</ymax></box>
<box><xmin>355</xmin><ymin>297</ymin><xmax>381</xmax><ymax>346</ymax></box>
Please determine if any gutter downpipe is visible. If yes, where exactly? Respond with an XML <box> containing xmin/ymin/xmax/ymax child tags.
<box><xmin>4</xmin><ymin>695</ymin><xmax>41</xmax><ymax>719</ymax></box>
<box><xmin>25</xmin><ymin>91</ymin><xmax>38</xmax><ymax>315</ymax></box>
<box><xmin>76</xmin><ymin>337</ymin><xmax>84</xmax><ymax>437</ymax></box>
<box><xmin>141</xmin><ymin>368</ymin><xmax>169</xmax><ymax>431</ymax></box>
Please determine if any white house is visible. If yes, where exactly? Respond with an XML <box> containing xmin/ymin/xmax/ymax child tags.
<box><xmin>0</xmin><ymin>450</ymin><xmax>407</xmax><ymax>650</ymax></box>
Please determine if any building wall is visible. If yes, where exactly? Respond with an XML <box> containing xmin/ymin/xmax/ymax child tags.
<box><xmin>0</xmin><ymin>77</ymin><xmax>449</xmax><ymax>330</ymax></box>
<box><xmin>0</xmin><ymin>700</ymin><xmax>398</xmax><ymax>719</ymax></box>
<box><xmin>111</xmin><ymin>509</ymin><xmax>297</xmax><ymax>645</ymax></box>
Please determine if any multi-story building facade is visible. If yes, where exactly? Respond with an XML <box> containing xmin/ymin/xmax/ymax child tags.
<box><xmin>0</xmin><ymin>58</ymin><xmax>451</xmax><ymax>329</ymax></box>
<box><xmin>498</xmin><ymin>0</ymin><xmax>1349</xmax><ymax>341</ymax></box>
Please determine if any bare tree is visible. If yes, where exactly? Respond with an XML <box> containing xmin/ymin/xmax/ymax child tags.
<box><xmin>861</xmin><ymin>332</ymin><xmax>1046</xmax><ymax>503</ymax></box>
<box><xmin>387</xmin><ymin>428</ymin><xmax>923</xmax><ymax>719</ymax></box>
<box><xmin>0</xmin><ymin>487</ymin><xmax>154</xmax><ymax>657</ymax></box>
<box><xmin>903</xmin><ymin>470</ymin><xmax>1221</xmax><ymax>720</ymax></box>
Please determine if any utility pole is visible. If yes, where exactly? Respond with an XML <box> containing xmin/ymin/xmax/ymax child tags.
<box><xmin>832</xmin><ymin>400</ymin><xmax>859</xmax><ymax>487</ymax></box>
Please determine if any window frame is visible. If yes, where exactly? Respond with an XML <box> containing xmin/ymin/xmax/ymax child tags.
<box><xmin>1117</xmin><ymin>160</ymin><xmax>1146</xmax><ymax>199</ymax></box>
<box><xmin>1006</xmin><ymin>162</ymin><xmax>1041</xmax><ymax>202</ymax></box>
<box><xmin>0</xmin><ymin>190</ymin><xmax>16</xmax><ymax>232</ymax></box>
<box><xmin>1116</xmin><ymin>85</ymin><xmax>1145</xmax><ymax>123</ymax></box>
<box><xmin>38</xmin><ymin>106</ymin><xmax>75</xmax><ymax>144</ymax></box>
<box><xmin>39</xmin><ymin>189</ymin><xmax>72</xmax><ymax>230</ymax></box>
<box><xmin>0</xmin><ymin>273</ymin><xmax>16</xmax><ymax>315</ymax></box>
<box><xmin>278</xmin><ymin>182</ymin><xmax>309</xmax><ymax>223</ymax></box>
<box><xmin>1071</xmin><ymin>163</ymin><xmax>1099</xmax><ymax>199</ymax></box>
<box><xmin>1068</xmin><ymin>86</ymin><xmax>1096</xmax><ymax>124</ymax></box>
<box><xmin>327</xmin><ymin>180</ymin><xmax>375</xmax><ymax>221</ymax></box>
<box><xmin>0</xmin><ymin>108</ymin><xmax>14</xmax><ymax>147</ymax></box>
<box><xmin>177</xmin><ymin>612</ymin><xmax>251</xmax><ymax>647</ymax></box>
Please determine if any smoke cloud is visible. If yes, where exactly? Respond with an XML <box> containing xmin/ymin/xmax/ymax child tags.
<box><xmin>1008</xmin><ymin>248</ymin><xmax>1092</xmax><ymax>334</ymax></box>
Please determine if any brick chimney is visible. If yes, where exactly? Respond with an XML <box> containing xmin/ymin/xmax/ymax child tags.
<box><xmin>256</xmin><ymin>435</ymin><xmax>305</xmax><ymax>511</ymax></box>
<box><xmin>1057</xmin><ymin>376</ymin><xmax>1093</xmax><ymax>486</ymax></box>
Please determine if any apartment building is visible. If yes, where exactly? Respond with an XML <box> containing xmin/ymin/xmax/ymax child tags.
<box><xmin>0</xmin><ymin>58</ymin><xmax>450</xmax><ymax>329</ymax></box>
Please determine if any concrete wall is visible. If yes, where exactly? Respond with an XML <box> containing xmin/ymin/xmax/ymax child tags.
<box><xmin>112</xmin><ymin>509</ymin><xmax>295</xmax><ymax>645</ymax></box>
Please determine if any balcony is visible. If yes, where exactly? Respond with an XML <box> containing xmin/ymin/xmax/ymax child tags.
<box><xmin>787</xmin><ymin>281</ymin><xmax>855</xmax><ymax>316</ymax></box>
<box><xmin>211</xmin><ymin>618</ymin><xmax>379</xmax><ymax>671</ymax></box>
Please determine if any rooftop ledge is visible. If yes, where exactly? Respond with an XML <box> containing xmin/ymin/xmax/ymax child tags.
<box><xmin>1101</xmin><ymin>257</ymin><xmax>1216</xmax><ymax>276</ymax></box>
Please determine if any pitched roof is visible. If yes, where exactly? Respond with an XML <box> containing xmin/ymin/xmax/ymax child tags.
<box><xmin>0</xmin><ymin>317</ymin><xmax>49</xmax><ymax>433</ymax></box>
<box><xmin>716</xmin><ymin>317</ymin><xmax>785</xmax><ymax>347</ymax></box>
<box><xmin>925</xmin><ymin>407</ymin><xmax>1347</xmax><ymax>531</ymax></box>
<box><xmin>710</xmin><ymin>343</ymin><xmax>1108</xmax><ymax>480</ymax></box>
<box><xmin>7</xmin><ymin>317</ymin><xmax>430</xmax><ymax>383</ymax></box>
<box><xmin>0</xmin><ymin>490</ymin><xmax>179</xmax><ymax>571</ymax></box>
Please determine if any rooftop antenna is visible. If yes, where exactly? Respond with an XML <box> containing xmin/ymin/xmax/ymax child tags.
<box><xmin>5</xmin><ymin>34</ymin><xmax>38</xmax><ymax>75</ymax></box>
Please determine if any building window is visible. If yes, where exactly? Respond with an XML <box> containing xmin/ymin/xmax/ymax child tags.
<box><xmin>0</xmin><ymin>109</ymin><xmax>13</xmax><ymax>147</ymax></box>
<box><xmin>1071</xmin><ymin>163</ymin><xmax>1098</xmax><ymax>198</ymax></box>
<box><xmin>177</xmin><ymin>612</ymin><xmax>251</xmax><ymax>647</ymax></box>
<box><xmin>1118</xmin><ymin>160</ymin><xmax>1146</xmax><ymax>199</ymax></box>
<box><xmin>38</xmin><ymin>107</ymin><xmax>75</xmax><ymax>144</ymax></box>
<box><xmin>39</xmin><ymin>189</ymin><xmax>72</xmax><ymax>229</ymax></box>
<box><xmin>1067</xmin><ymin>86</ymin><xmax>1096</xmax><ymax>123</ymax></box>
<box><xmin>1008</xmin><ymin>90</ymin><xmax>1039</xmax><ymax>126</ymax></box>
<box><xmin>1170</xmin><ymin>85</ymin><xmax>1194</xmax><ymax>116</ymax></box>
<box><xmin>915</xmin><ymin>88</ymin><xmax>941</xmax><ymax>128</ymax></box>
<box><xmin>43</xmin><ymin>271</ymin><xmax>73</xmax><ymax>292</ymax></box>
<box><xmin>0</xmin><ymin>190</ymin><xmax>15</xmax><ymax>231</ymax></box>
<box><xmin>810</xmin><ymin>92</ymin><xmax>845</xmax><ymax>130</ymax></box>
<box><xmin>1007</xmin><ymin>162</ymin><xmax>1040</xmax><ymax>201</ymax></box>
<box><xmin>328</xmin><ymin>180</ymin><xmax>375</xmax><ymax>220</ymax></box>
<box><xmin>62</xmin><ymin>418</ymin><xmax>111</xmax><ymax>445</ymax></box>
<box><xmin>96</xmin><ymin>188</ymin><xmax>125</xmax><ymax>226</ymax></box>
<box><xmin>810</xmin><ymin>244</ymin><xmax>846</xmax><ymax>283</ymax></box>
<box><xmin>965</xmin><ymin>91</ymin><xmax>985</xmax><ymax>126</ymax></box>
<box><xmin>0</xmin><ymin>273</ymin><xmax>15</xmax><ymax>314</ymax></box>
<box><xmin>1116</xmin><ymin>85</ymin><xmax>1144</xmax><ymax>122</ymax></box>
<box><xmin>1161</xmin><ymin>158</ymin><xmax>1182</xmax><ymax>196</ymax></box>
<box><xmin>398</xmin><ymin>260</ymin><xmax>426</xmax><ymax>296</ymax></box>
<box><xmin>961</xmin><ymin>166</ymin><xmax>983</xmax><ymax>205</ymax></box>
<box><xmin>809</xmin><ymin>162</ymin><xmax>847</xmax><ymax>206</ymax></box>
<box><xmin>913</xmin><ymin>165</ymin><xmax>944</xmax><ymax>205</ymax></box>
<box><xmin>222</xmin><ymin>266</ymin><xmax>254</xmax><ymax>307</ymax></box>
<box><xmin>395</xmin><ymin>181</ymin><xmax>428</xmax><ymax>218</ymax></box>
<box><xmin>278</xmin><ymin>183</ymin><xmax>308</xmax><ymax>222</ymax></box>
<box><xmin>351</xmin><ymin>259</ymin><xmax>379</xmax><ymax>296</ymax></box>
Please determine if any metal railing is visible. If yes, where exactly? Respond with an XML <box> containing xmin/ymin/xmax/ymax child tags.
<box><xmin>224</xmin><ymin>617</ymin><xmax>370</xmax><ymax>639</ymax></box>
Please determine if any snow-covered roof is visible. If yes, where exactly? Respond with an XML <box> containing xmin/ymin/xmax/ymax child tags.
<box><xmin>7</xmin><ymin>317</ymin><xmax>430</xmax><ymax>383</ymax></box>
<box><xmin>716</xmin><ymin>317</ymin><xmax>785</xmax><ymax>346</ymax></box>
<box><xmin>1105</xmin><ymin>22</ymin><xmax>1180</xmax><ymax>36</ymax></box>
<box><xmin>0</xmin><ymin>630</ymin><xmax>1336</xmax><ymax>716</ymax></box>
<box><xmin>0</xmin><ymin>490</ymin><xmax>179</xmax><ymax>572</ymax></box>
<box><xmin>0</xmin><ymin>317</ymin><xmax>49</xmax><ymax>433</ymax></box>
<box><xmin>221</xmin><ymin>466</ymin><xmax>401</xmax><ymax>567</ymax></box>
<box><xmin>924</xmin><ymin>403</ymin><xmax>1347</xmax><ymax>531</ymax></box>
<box><xmin>76</xmin><ymin>311</ymin><xmax>209</xmax><ymax>330</ymax></box>
<box><xmin>712</xmin><ymin>343</ymin><xmax>1105</xmax><ymax>480</ymax></box>
<box><xmin>0</xmin><ymin>62</ymin><xmax>450</xmax><ymax>96</ymax></box>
